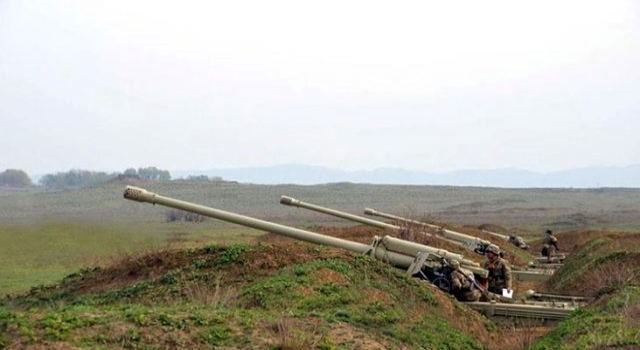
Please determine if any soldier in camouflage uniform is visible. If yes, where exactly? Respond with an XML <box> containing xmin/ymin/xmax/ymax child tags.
<box><xmin>482</xmin><ymin>244</ymin><xmax>512</xmax><ymax>295</ymax></box>
<box><xmin>509</xmin><ymin>233</ymin><xmax>529</xmax><ymax>250</ymax></box>
<box><xmin>449</xmin><ymin>260</ymin><xmax>481</xmax><ymax>302</ymax></box>
<box><xmin>541</xmin><ymin>229</ymin><xmax>559</xmax><ymax>260</ymax></box>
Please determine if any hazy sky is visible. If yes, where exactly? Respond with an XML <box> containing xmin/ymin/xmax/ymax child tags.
<box><xmin>1</xmin><ymin>0</ymin><xmax>639</xmax><ymax>176</ymax></box>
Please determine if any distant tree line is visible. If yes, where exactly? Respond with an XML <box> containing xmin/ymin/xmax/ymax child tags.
<box><xmin>39</xmin><ymin>169</ymin><xmax>120</xmax><ymax>188</ymax></box>
<box><xmin>0</xmin><ymin>169</ymin><xmax>32</xmax><ymax>187</ymax></box>
<box><xmin>1</xmin><ymin>167</ymin><xmax>224</xmax><ymax>189</ymax></box>
<box><xmin>121</xmin><ymin>166</ymin><xmax>172</xmax><ymax>181</ymax></box>
<box><xmin>185</xmin><ymin>175</ymin><xmax>224</xmax><ymax>182</ymax></box>
<box><xmin>39</xmin><ymin>166</ymin><xmax>173</xmax><ymax>188</ymax></box>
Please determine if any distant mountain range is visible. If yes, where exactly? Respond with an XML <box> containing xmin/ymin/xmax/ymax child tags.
<box><xmin>172</xmin><ymin>164</ymin><xmax>640</xmax><ymax>188</ymax></box>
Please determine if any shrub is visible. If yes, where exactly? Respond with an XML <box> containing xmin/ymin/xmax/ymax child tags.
<box><xmin>165</xmin><ymin>209</ymin><xmax>207</xmax><ymax>222</ymax></box>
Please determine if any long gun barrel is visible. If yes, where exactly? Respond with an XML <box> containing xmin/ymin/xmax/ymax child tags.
<box><xmin>126</xmin><ymin>187</ymin><xmax>371</xmax><ymax>253</ymax></box>
<box><xmin>363</xmin><ymin>207</ymin><xmax>553</xmax><ymax>281</ymax></box>
<box><xmin>364</xmin><ymin>208</ymin><xmax>438</xmax><ymax>230</ymax></box>
<box><xmin>280</xmin><ymin>195</ymin><xmax>479</xmax><ymax>267</ymax></box>
<box><xmin>364</xmin><ymin>208</ymin><xmax>531</xmax><ymax>252</ymax></box>
<box><xmin>364</xmin><ymin>207</ymin><xmax>495</xmax><ymax>255</ymax></box>
<box><xmin>481</xmin><ymin>229</ymin><xmax>510</xmax><ymax>241</ymax></box>
<box><xmin>281</xmin><ymin>196</ymin><xmax>399</xmax><ymax>230</ymax></box>
<box><xmin>482</xmin><ymin>229</ymin><xmax>530</xmax><ymax>250</ymax></box>
<box><xmin>281</xmin><ymin>196</ymin><xmax>461</xmax><ymax>247</ymax></box>
<box><xmin>124</xmin><ymin>186</ymin><xmax>484</xmax><ymax>276</ymax></box>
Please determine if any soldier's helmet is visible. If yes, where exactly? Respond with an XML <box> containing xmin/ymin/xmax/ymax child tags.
<box><xmin>486</xmin><ymin>244</ymin><xmax>500</xmax><ymax>255</ymax></box>
<box><xmin>545</xmin><ymin>229</ymin><xmax>553</xmax><ymax>235</ymax></box>
<box><xmin>449</xmin><ymin>260</ymin><xmax>461</xmax><ymax>269</ymax></box>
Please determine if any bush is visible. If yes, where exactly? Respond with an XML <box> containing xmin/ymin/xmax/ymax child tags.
<box><xmin>165</xmin><ymin>209</ymin><xmax>207</xmax><ymax>222</ymax></box>
<box><xmin>0</xmin><ymin>169</ymin><xmax>32</xmax><ymax>187</ymax></box>
<box><xmin>39</xmin><ymin>169</ymin><xmax>118</xmax><ymax>188</ymax></box>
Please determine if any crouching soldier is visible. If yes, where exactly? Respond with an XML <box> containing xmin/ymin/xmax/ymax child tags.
<box><xmin>541</xmin><ymin>229</ymin><xmax>559</xmax><ymax>260</ymax></box>
<box><xmin>483</xmin><ymin>244</ymin><xmax>513</xmax><ymax>295</ymax></box>
<box><xmin>449</xmin><ymin>260</ymin><xmax>481</xmax><ymax>302</ymax></box>
<box><xmin>509</xmin><ymin>233</ymin><xmax>529</xmax><ymax>250</ymax></box>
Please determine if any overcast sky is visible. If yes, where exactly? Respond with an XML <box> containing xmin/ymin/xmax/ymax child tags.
<box><xmin>1</xmin><ymin>0</ymin><xmax>639</xmax><ymax>176</ymax></box>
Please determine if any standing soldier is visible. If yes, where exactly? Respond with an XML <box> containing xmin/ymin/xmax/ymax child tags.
<box><xmin>449</xmin><ymin>260</ymin><xmax>481</xmax><ymax>302</ymax></box>
<box><xmin>482</xmin><ymin>244</ymin><xmax>513</xmax><ymax>295</ymax></box>
<box><xmin>541</xmin><ymin>229</ymin><xmax>560</xmax><ymax>261</ymax></box>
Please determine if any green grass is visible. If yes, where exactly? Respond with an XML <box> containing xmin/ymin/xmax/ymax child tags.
<box><xmin>545</xmin><ymin>233</ymin><xmax>640</xmax><ymax>296</ymax></box>
<box><xmin>529</xmin><ymin>231</ymin><xmax>640</xmax><ymax>350</ymax></box>
<box><xmin>0</xmin><ymin>244</ymin><xmax>493</xmax><ymax>350</ymax></box>
<box><xmin>531</xmin><ymin>286</ymin><xmax>640</xmax><ymax>350</ymax></box>
<box><xmin>0</xmin><ymin>221</ymin><xmax>262</xmax><ymax>294</ymax></box>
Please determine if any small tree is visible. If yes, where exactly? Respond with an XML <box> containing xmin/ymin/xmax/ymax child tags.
<box><xmin>137</xmin><ymin>166</ymin><xmax>171</xmax><ymax>181</ymax></box>
<box><xmin>122</xmin><ymin>168</ymin><xmax>139</xmax><ymax>178</ymax></box>
<box><xmin>0</xmin><ymin>169</ymin><xmax>32</xmax><ymax>187</ymax></box>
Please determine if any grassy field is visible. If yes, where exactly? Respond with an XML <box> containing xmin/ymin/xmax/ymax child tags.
<box><xmin>1</xmin><ymin>180</ymin><xmax>640</xmax><ymax>349</ymax></box>
<box><xmin>0</xmin><ymin>220</ymin><xmax>264</xmax><ymax>294</ymax></box>
<box><xmin>3</xmin><ymin>180</ymin><xmax>640</xmax><ymax>228</ymax></box>
<box><xmin>1</xmin><ymin>179</ymin><xmax>640</xmax><ymax>294</ymax></box>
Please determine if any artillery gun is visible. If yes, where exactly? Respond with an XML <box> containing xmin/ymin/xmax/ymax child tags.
<box><xmin>527</xmin><ymin>261</ymin><xmax>564</xmax><ymax>270</ymax></box>
<box><xmin>280</xmin><ymin>196</ymin><xmax>489</xmax><ymax>254</ymax></box>
<box><xmin>123</xmin><ymin>186</ymin><xmax>579</xmax><ymax>324</ymax></box>
<box><xmin>524</xmin><ymin>290</ymin><xmax>593</xmax><ymax>304</ymax></box>
<box><xmin>481</xmin><ymin>229</ymin><xmax>530</xmax><ymax>250</ymax></box>
<box><xmin>279</xmin><ymin>196</ymin><xmax>468</xmax><ymax>249</ymax></box>
<box><xmin>362</xmin><ymin>206</ymin><xmax>529</xmax><ymax>251</ymax></box>
<box><xmin>281</xmin><ymin>198</ymin><xmax>555</xmax><ymax>282</ymax></box>
<box><xmin>363</xmin><ymin>207</ymin><xmax>494</xmax><ymax>255</ymax></box>
<box><xmin>534</xmin><ymin>254</ymin><xmax>566</xmax><ymax>264</ymax></box>
<box><xmin>362</xmin><ymin>208</ymin><xmax>560</xmax><ymax>281</ymax></box>
<box><xmin>125</xmin><ymin>186</ymin><xmax>483</xmax><ymax>286</ymax></box>
<box><xmin>361</xmin><ymin>207</ymin><xmax>558</xmax><ymax>281</ymax></box>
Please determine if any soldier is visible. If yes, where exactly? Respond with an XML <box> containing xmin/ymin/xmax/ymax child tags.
<box><xmin>509</xmin><ymin>232</ymin><xmax>529</xmax><ymax>250</ymax></box>
<box><xmin>482</xmin><ymin>244</ymin><xmax>513</xmax><ymax>295</ymax></box>
<box><xmin>449</xmin><ymin>260</ymin><xmax>481</xmax><ymax>302</ymax></box>
<box><xmin>541</xmin><ymin>229</ymin><xmax>559</xmax><ymax>260</ymax></box>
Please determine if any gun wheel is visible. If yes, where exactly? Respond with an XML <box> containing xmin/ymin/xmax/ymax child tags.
<box><xmin>431</xmin><ymin>277</ymin><xmax>450</xmax><ymax>292</ymax></box>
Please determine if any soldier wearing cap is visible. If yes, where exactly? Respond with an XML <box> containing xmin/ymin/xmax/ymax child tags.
<box><xmin>482</xmin><ymin>244</ymin><xmax>512</xmax><ymax>295</ymax></box>
<box><xmin>541</xmin><ymin>229</ymin><xmax>559</xmax><ymax>260</ymax></box>
<box><xmin>449</xmin><ymin>260</ymin><xmax>482</xmax><ymax>302</ymax></box>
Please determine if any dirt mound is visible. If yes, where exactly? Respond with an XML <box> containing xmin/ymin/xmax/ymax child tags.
<box><xmin>23</xmin><ymin>224</ymin><xmax>632</xmax><ymax>349</ymax></box>
<box><xmin>252</xmin><ymin>224</ymin><xmax>541</xmax><ymax>298</ymax></box>
<box><xmin>545</xmin><ymin>231</ymin><xmax>640</xmax><ymax>296</ymax></box>
<box><xmin>529</xmin><ymin>229</ymin><xmax>629</xmax><ymax>257</ymax></box>
<box><xmin>3</xmin><ymin>241</ymin><xmax>500</xmax><ymax>350</ymax></box>
<box><xmin>21</xmin><ymin>248</ymin><xmax>195</xmax><ymax>297</ymax></box>
<box><xmin>44</xmin><ymin>242</ymin><xmax>357</xmax><ymax>298</ymax></box>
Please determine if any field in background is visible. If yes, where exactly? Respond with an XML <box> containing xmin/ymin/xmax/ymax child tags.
<box><xmin>0</xmin><ymin>220</ymin><xmax>264</xmax><ymax>294</ymax></box>
<box><xmin>1</xmin><ymin>180</ymin><xmax>639</xmax><ymax>294</ymax></box>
